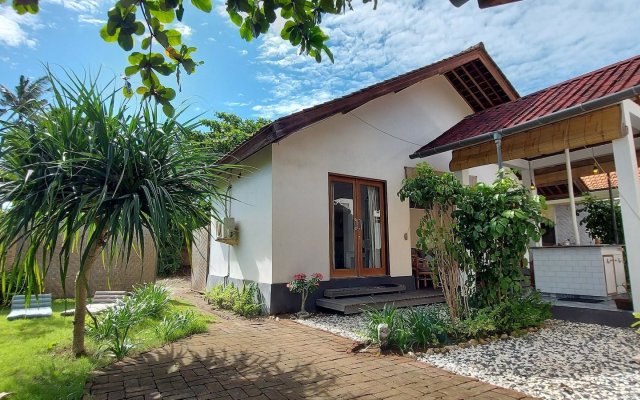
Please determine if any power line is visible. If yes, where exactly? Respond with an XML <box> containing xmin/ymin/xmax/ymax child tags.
<box><xmin>349</xmin><ymin>112</ymin><xmax>423</xmax><ymax>147</ymax></box>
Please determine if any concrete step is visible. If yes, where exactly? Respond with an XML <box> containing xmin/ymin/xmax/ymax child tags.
<box><xmin>323</xmin><ymin>284</ymin><xmax>406</xmax><ymax>298</ymax></box>
<box><xmin>316</xmin><ymin>290</ymin><xmax>444</xmax><ymax>314</ymax></box>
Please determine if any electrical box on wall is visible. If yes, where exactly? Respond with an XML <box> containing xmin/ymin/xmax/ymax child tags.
<box><xmin>215</xmin><ymin>217</ymin><xmax>239</xmax><ymax>245</ymax></box>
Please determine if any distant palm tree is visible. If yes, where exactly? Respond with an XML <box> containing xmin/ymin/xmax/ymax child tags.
<box><xmin>0</xmin><ymin>75</ymin><xmax>50</xmax><ymax>122</ymax></box>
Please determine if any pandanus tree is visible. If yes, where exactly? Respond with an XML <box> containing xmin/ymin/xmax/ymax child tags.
<box><xmin>0</xmin><ymin>72</ymin><xmax>232</xmax><ymax>356</ymax></box>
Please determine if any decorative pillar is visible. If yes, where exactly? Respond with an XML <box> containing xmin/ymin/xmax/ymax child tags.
<box><xmin>612</xmin><ymin>107</ymin><xmax>640</xmax><ymax>310</ymax></box>
<box><xmin>565</xmin><ymin>149</ymin><xmax>581</xmax><ymax>245</ymax></box>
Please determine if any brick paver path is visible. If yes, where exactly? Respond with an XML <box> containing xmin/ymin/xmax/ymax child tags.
<box><xmin>85</xmin><ymin>286</ymin><xmax>535</xmax><ymax>400</ymax></box>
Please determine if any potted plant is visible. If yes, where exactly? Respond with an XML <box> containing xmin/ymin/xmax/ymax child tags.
<box><xmin>287</xmin><ymin>273</ymin><xmax>323</xmax><ymax>318</ymax></box>
<box><xmin>614</xmin><ymin>283</ymin><xmax>633</xmax><ymax>311</ymax></box>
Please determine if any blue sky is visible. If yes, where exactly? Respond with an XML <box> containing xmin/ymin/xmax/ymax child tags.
<box><xmin>1</xmin><ymin>0</ymin><xmax>639</xmax><ymax>121</ymax></box>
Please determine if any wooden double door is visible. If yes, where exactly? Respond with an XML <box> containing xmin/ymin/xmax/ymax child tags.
<box><xmin>329</xmin><ymin>175</ymin><xmax>387</xmax><ymax>278</ymax></box>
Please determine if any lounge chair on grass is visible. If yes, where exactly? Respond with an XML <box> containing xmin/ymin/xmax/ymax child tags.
<box><xmin>6</xmin><ymin>294</ymin><xmax>53</xmax><ymax>321</ymax></box>
<box><xmin>60</xmin><ymin>290</ymin><xmax>128</xmax><ymax>316</ymax></box>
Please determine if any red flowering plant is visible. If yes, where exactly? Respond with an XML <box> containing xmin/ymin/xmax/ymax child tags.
<box><xmin>287</xmin><ymin>273</ymin><xmax>323</xmax><ymax>317</ymax></box>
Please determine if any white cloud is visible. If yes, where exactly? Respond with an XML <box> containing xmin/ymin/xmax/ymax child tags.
<box><xmin>252</xmin><ymin>0</ymin><xmax>640</xmax><ymax>118</ymax></box>
<box><xmin>78</xmin><ymin>14</ymin><xmax>104</xmax><ymax>25</ymax></box>
<box><xmin>173</xmin><ymin>22</ymin><xmax>193</xmax><ymax>38</ymax></box>
<box><xmin>0</xmin><ymin>8</ymin><xmax>39</xmax><ymax>48</ymax></box>
<box><xmin>239</xmin><ymin>49</ymin><xmax>248</xmax><ymax>56</ymax></box>
<box><xmin>44</xmin><ymin>0</ymin><xmax>108</xmax><ymax>13</ymax></box>
<box><xmin>224</xmin><ymin>101</ymin><xmax>251</xmax><ymax>107</ymax></box>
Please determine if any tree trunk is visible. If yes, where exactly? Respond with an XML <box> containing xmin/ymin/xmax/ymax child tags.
<box><xmin>72</xmin><ymin>233</ymin><xmax>106</xmax><ymax>357</ymax></box>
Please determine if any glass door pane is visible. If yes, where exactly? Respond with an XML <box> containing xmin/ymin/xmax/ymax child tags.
<box><xmin>331</xmin><ymin>181</ymin><xmax>356</xmax><ymax>271</ymax></box>
<box><xmin>360</xmin><ymin>184</ymin><xmax>383</xmax><ymax>269</ymax></box>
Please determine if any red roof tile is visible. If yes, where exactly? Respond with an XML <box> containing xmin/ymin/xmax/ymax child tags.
<box><xmin>580</xmin><ymin>170</ymin><xmax>640</xmax><ymax>192</ymax></box>
<box><xmin>414</xmin><ymin>54</ymin><xmax>640</xmax><ymax>156</ymax></box>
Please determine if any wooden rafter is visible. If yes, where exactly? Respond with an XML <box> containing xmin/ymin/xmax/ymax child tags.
<box><xmin>464</xmin><ymin>62</ymin><xmax>500</xmax><ymax>106</ymax></box>
<box><xmin>450</xmin><ymin>69</ymin><xmax>488</xmax><ymax>110</ymax></box>
<box><xmin>459</xmin><ymin>64</ymin><xmax>496</xmax><ymax>107</ymax></box>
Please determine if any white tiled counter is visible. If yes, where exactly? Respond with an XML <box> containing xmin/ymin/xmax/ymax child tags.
<box><xmin>530</xmin><ymin>245</ymin><xmax>626</xmax><ymax>297</ymax></box>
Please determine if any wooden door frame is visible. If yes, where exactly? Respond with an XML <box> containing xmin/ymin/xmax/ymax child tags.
<box><xmin>328</xmin><ymin>174</ymin><xmax>388</xmax><ymax>278</ymax></box>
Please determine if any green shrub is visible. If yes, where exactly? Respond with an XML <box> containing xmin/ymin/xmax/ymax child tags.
<box><xmin>232</xmin><ymin>283</ymin><xmax>263</xmax><ymax>317</ymax></box>
<box><xmin>87</xmin><ymin>298</ymin><xmax>146</xmax><ymax>359</ymax></box>
<box><xmin>405</xmin><ymin>307</ymin><xmax>453</xmax><ymax>347</ymax></box>
<box><xmin>204</xmin><ymin>283</ymin><xmax>262</xmax><ymax>317</ymax></box>
<box><xmin>154</xmin><ymin>310</ymin><xmax>208</xmax><ymax>343</ymax></box>
<box><xmin>491</xmin><ymin>291</ymin><xmax>552</xmax><ymax>332</ymax></box>
<box><xmin>363</xmin><ymin>294</ymin><xmax>551</xmax><ymax>352</ymax></box>
<box><xmin>130</xmin><ymin>283</ymin><xmax>170</xmax><ymax>318</ymax></box>
<box><xmin>364</xmin><ymin>305</ymin><xmax>414</xmax><ymax>353</ymax></box>
<box><xmin>456</xmin><ymin>308</ymin><xmax>498</xmax><ymax>339</ymax></box>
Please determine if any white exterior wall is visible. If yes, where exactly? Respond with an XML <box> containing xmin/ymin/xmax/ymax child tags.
<box><xmin>270</xmin><ymin>75</ymin><xmax>498</xmax><ymax>284</ymax></box>
<box><xmin>209</xmin><ymin>148</ymin><xmax>274</xmax><ymax>284</ymax></box>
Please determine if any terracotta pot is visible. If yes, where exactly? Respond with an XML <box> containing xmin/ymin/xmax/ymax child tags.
<box><xmin>614</xmin><ymin>296</ymin><xmax>633</xmax><ymax>311</ymax></box>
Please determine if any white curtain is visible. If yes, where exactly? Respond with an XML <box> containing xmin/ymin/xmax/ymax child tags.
<box><xmin>365</xmin><ymin>186</ymin><xmax>381</xmax><ymax>267</ymax></box>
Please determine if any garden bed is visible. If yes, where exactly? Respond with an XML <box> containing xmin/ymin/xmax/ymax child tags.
<box><xmin>295</xmin><ymin>310</ymin><xmax>640</xmax><ymax>400</ymax></box>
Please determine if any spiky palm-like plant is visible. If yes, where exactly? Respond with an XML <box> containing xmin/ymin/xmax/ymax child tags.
<box><xmin>0</xmin><ymin>72</ymin><xmax>232</xmax><ymax>356</ymax></box>
<box><xmin>0</xmin><ymin>75</ymin><xmax>50</xmax><ymax>123</ymax></box>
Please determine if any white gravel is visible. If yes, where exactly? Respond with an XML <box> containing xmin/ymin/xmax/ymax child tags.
<box><xmin>295</xmin><ymin>311</ymin><xmax>640</xmax><ymax>400</ymax></box>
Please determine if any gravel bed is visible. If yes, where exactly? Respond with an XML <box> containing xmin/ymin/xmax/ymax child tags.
<box><xmin>295</xmin><ymin>311</ymin><xmax>640</xmax><ymax>400</ymax></box>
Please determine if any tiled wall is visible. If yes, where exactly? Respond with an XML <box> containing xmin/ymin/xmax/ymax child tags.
<box><xmin>532</xmin><ymin>247</ymin><xmax>609</xmax><ymax>297</ymax></box>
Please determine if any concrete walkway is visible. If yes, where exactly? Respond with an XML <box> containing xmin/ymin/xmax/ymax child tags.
<box><xmin>85</xmin><ymin>284</ymin><xmax>534</xmax><ymax>400</ymax></box>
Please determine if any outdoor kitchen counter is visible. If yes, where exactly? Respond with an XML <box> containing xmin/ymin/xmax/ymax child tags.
<box><xmin>530</xmin><ymin>245</ymin><xmax>626</xmax><ymax>297</ymax></box>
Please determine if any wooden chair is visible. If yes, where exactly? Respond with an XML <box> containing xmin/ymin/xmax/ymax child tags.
<box><xmin>411</xmin><ymin>249</ymin><xmax>438</xmax><ymax>289</ymax></box>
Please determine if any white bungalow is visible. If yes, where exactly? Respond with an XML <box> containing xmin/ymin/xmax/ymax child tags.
<box><xmin>191</xmin><ymin>43</ymin><xmax>640</xmax><ymax>318</ymax></box>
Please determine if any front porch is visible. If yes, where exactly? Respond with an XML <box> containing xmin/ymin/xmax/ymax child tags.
<box><xmin>413</xmin><ymin>78</ymin><xmax>640</xmax><ymax>311</ymax></box>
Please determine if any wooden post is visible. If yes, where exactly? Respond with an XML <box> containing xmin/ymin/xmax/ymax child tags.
<box><xmin>565</xmin><ymin>149</ymin><xmax>581</xmax><ymax>245</ymax></box>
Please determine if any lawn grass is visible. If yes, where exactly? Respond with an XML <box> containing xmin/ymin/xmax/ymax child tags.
<box><xmin>0</xmin><ymin>298</ymin><xmax>212</xmax><ymax>400</ymax></box>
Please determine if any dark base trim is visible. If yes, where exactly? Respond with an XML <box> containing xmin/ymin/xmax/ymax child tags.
<box><xmin>206</xmin><ymin>275</ymin><xmax>415</xmax><ymax>315</ymax></box>
<box><xmin>552</xmin><ymin>305</ymin><xmax>635</xmax><ymax>328</ymax></box>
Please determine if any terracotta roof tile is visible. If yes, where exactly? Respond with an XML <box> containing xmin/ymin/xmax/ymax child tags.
<box><xmin>414</xmin><ymin>54</ymin><xmax>640</xmax><ymax>156</ymax></box>
<box><xmin>579</xmin><ymin>170</ymin><xmax>640</xmax><ymax>192</ymax></box>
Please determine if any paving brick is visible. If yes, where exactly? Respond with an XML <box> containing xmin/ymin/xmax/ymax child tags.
<box><xmin>85</xmin><ymin>288</ymin><xmax>533</xmax><ymax>400</ymax></box>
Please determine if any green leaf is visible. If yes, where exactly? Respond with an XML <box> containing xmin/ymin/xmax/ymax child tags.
<box><xmin>122</xmin><ymin>85</ymin><xmax>133</xmax><ymax>98</ymax></box>
<box><xmin>117</xmin><ymin>33</ymin><xmax>134</xmax><ymax>51</ymax></box>
<box><xmin>191</xmin><ymin>0</ymin><xmax>212</xmax><ymax>12</ymax></box>
<box><xmin>323</xmin><ymin>46</ymin><xmax>334</xmax><ymax>63</ymax></box>
<box><xmin>176</xmin><ymin>3</ymin><xmax>185</xmax><ymax>20</ymax></box>
<box><xmin>228</xmin><ymin>9</ymin><xmax>243</xmax><ymax>26</ymax></box>
<box><xmin>12</xmin><ymin>0</ymin><xmax>38</xmax><ymax>14</ymax></box>
<box><xmin>153</xmin><ymin>63</ymin><xmax>176</xmax><ymax>76</ymax></box>
<box><xmin>164</xmin><ymin>29</ymin><xmax>182</xmax><ymax>46</ymax></box>
<box><xmin>181</xmin><ymin>59</ymin><xmax>196</xmax><ymax>74</ymax></box>
<box><xmin>149</xmin><ymin>53</ymin><xmax>165</xmax><ymax>65</ymax></box>
<box><xmin>239</xmin><ymin>20</ymin><xmax>253</xmax><ymax>41</ymax></box>
<box><xmin>149</xmin><ymin>6</ymin><xmax>175</xmax><ymax>23</ymax></box>
<box><xmin>141</xmin><ymin>37</ymin><xmax>152</xmax><ymax>50</ymax></box>
<box><xmin>134</xmin><ymin>21</ymin><xmax>145</xmax><ymax>35</ymax></box>
<box><xmin>162</xmin><ymin>103</ymin><xmax>175</xmax><ymax>117</ymax></box>
<box><xmin>136</xmin><ymin>86</ymin><xmax>148</xmax><ymax>95</ymax></box>
<box><xmin>128</xmin><ymin>52</ymin><xmax>145</xmax><ymax>65</ymax></box>
<box><xmin>100</xmin><ymin>25</ymin><xmax>119</xmax><ymax>42</ymax></box>
<box><xmin>124</xmin><ymin>65</ymin><xmax>140</xmax><ymax>76</ymax></box>
<box><xmin>159</xmin><ymin>88</ymin><xmax>176</xmax><ymax>101</ymax></box>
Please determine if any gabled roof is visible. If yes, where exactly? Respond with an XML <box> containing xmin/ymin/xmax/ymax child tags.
<box><xmin>219</xmin><ymin>43</ymin><xmax>518</xmax><ymax>164</ymax></box>
<box><xmin>413</xmin><ymin>54</ymin><xmax>640</xmax><ymax>157</ymax></box>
